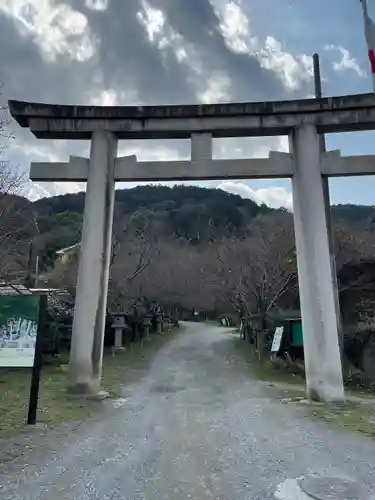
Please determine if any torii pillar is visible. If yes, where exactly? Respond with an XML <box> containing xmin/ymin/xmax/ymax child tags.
<box><xmin>290</xmin><ymin>125</ymin><xmax>344</xmax><ymax>402</ymax></box>
<box><xmin>68</xmin><ymin>130</ymin><xmax>117</xmax><ymax>395</ymax></box>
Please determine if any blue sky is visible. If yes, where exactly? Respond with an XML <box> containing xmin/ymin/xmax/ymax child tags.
<box><xmin>243</xmin><ymin>0</ymin><xmax>375</xmax><ymax>207</ymax></box>
<box><xmin>0</xmin><ymin>0</ymin><xmax>375</xmax><ymax>208</ymax></box>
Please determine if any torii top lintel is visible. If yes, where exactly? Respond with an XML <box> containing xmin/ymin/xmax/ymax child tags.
<box><xmin>8</xmin><ymin>93</ymin><xmax>375</xmax><ymax>140</ymax></box>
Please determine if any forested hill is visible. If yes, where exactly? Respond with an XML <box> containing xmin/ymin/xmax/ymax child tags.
<box><xmin>2</xmin><ymin>184</ymin><xmax>374</xmax><ymax>278</ymax></box>
<box><xmin>331</xmin><ymin>204</ymin><xmax>375</xmax><ymax>228</ymax></box>
<box><xmin>28</xmin><ymin>186</ymin><xmax>272</xmax><ymax>269</ymax></box>
<box><xmin>32</xmin><ymin>185</ymin><xmax>375</xmax><ymax>232</ymax></box>
<box><xmin>33</xmin><ymin>185</ymin><xmax>270</xmax><ymax>220</ymax></box>
<box><xmin>33</xmin><ymin>185</ymin><xmax>272</xmax><ymax>240</ymax></box>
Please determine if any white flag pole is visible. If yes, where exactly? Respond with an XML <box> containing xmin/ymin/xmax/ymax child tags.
<box><xmin>361</xmin><ymin>0</ymin><xmax>368</xmax><ymax>18</ymax></box>
<box><xmin>360</xmin><ymin>0</ymin><xmax>369</xmax><ymax>57</ymax></box>
<box><xmin>361</xmin><ymin>0</ymin><xmax>375</xmax><ymax>92</ymax></box>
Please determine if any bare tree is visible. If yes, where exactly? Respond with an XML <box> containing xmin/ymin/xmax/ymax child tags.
<box><xmin>44</xmin><ymin>211</ymin><xmax>157</xmax><ymax>311</ymax></box>
<box><xmin>334</xmin><ymin>223</ymin><xmax>375</xmax><ymax>274</ymax></box>
<box><xmin>136</xmin><ymin>239</ymin><xmax>210</xmax><ymax>312</ymax></box>
<box><xmin>332</xmin><ymin>223</ymin><xmax>375</xmax><ymax>299</ymax></box>
<box><xmin>203</xmin><ymin>212</ymin><xmax>298</xmax><ymax>322</ymax></box>
<box><xmin>0</xmin><ymin>81</ymin><xmax>14</xmax><ymax>154</ymax></box>
<box><xmin>107</xmin><ymin>214</ymin><xmax>157</xmax><ymax>311</ymax></box>
<box><xmin>0</xmin><ymin>84</ymin><xmax>31</xmax><ymax>282</ymax></box>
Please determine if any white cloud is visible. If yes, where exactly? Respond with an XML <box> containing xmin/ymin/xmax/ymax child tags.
<box><xmin>118</xmin><ymin>142</ymin><xmax>187</xmax><ymax>161</ymax></box>
<box><xmin>138</xmin><ymin>0</ymin><xmax>313</xmax><ymax>100</ymax></box>
<box><xmin>5</xmin><ymin>0</ymin><xmax>309</xmax><ymax>203</ymax></box>
<box><xmin>217</xmin><ymin>180</ymin><xmax>262</xmax><ymax>203</ymax></box>
<box><xmin>218</xmin><ymin>1</ymin><xmax>258</xmax><ymax>54</ymax></box>
<box><xmin>85</xmin><ymin>73</ymin><xmax>144</xmax><ymax>107</ymax></box>
<box><xmin>1</xmin><ymin>0</ymin><xmax>98</xmax><ymax>62</ymax></box>
<box><xmin>216</xmin><ymin>2</ymin><xmax>313</xmax><ymax>91</ymax></box>
<box><xmin>137</xmin><ymin>1</ymin><xmax>166</xmax><ymax>44</ymax></box>
<box><xmin>214</xmin><ymin>135</ymin><xmax>288</xmax><ymax>159</ymax></box>
<box><xmin>278</xmin><ymin>136</ymin><xmax>289</xmax><ymax>153</ymax></box>
<box><xmin>324</xmin><ymin>45</ymin><xmax>366</xmax><ymax>77</ymax></box>
<box><xmin>90</xmin><ymin>90</ymin><xmax>119</xmax><ymax>106</ymax></box>
<box><xmin>258</xmin><ymin>37</ymin><xmax>313</xmax><ymax>91</ymax></box>
<box><xmin>256</xmin><ymin>186</ymin><xmax>293</xmax><ymax>210</ymax></box>
<box><xmin>197</xmin><ymin>72</ymin><xmax>232</xmax><ymax>104</ymax></box>
<box><xmin>217</xmin><ymin>180</ymin><xmax>293</xmax><ymax>210</ymax></box>
<box><xmin>27</xmin><ymin>181</ymin><xmax>85</xmax><ymax>201</ymax></box>
<box><xmin>84</xmin><ymin>0</ymin><xmax>109</xmax><ymax>11</ymax></box>
<box><xmin>137</xmin><ymin>0</ymin><xmax>233</xmax><ymax>104</ymax></box>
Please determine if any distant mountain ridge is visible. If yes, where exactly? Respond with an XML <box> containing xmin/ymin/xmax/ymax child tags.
<box><xmin>10</xmin><ymin>184</ymin><xmax>375</xmax><ymax>228</ymax></box>
<box><xmin>4</xmin><ymin>185</ymin><xmax>374</xmax><ymax>273</ymax></box>
<box><xmin>30</xmin><ymin>184</ymin><xmax>375</xmax><ymax>228</ymax></box>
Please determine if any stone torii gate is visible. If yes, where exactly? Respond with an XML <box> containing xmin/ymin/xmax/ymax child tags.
<box><xmin>9</xmin><ymin>94</ymin><xmax>375</xmax><ymax>402</ymax></box>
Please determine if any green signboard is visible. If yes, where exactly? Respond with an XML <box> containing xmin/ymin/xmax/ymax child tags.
<box><xmin>291</xmin><ymin>320</ymin><xmax>304</xmax><ymax>347</ymax></box>
<box><xmin>0</xmin><ymin>295</ymin><xmax>40</xmax><ymax>367</ymax></box>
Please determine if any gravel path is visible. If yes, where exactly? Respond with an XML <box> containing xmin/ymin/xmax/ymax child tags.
<box><xmin>1</xmin><ymin>322</ymin><xmax>375</xmax><ymax>500</ymax></box>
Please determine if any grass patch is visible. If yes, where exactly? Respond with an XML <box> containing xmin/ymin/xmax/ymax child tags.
<box><xmin>231</xmin><ymin>334</ymin><xmax>375</xmax><ymax>438</ymax></box>
<box><xmin>0</xmin><ymin>329</ymin><xmax>177</xmax><ymax>438</ymax></box>
<box><xmin>232</xmin><ymin>335</ymin><xmax>305</xmax><ymax>385</ymax></box>
<box><xmin>0</xmin><ymin>364</ymin><xmax>95</xmax><ymax>438</ymax></box>
<box><xmin>310</xmin><ymin>401</ymin><xmax>375</xmax><ymax>438</ymax></box>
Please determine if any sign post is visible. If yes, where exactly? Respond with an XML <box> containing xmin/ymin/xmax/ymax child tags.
<box><xmin>27</xmin><ymin>294</ymin><xmax>47</xmax><ymax>425</ymax></box>
<box><xmin>0</xmin><ymin>293</ymin><xmax>47</xmax><ymax>425</ymax></box>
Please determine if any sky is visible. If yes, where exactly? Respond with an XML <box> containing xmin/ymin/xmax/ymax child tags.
<box><xmin>0</xmin><ymin>0</ymin><xmax>375</xmax><ymax>210</ymax></box>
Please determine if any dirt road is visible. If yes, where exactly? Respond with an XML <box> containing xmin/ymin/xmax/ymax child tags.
<box><xmin>1</xmin><ymin>322</ymin><xmax>375</xmax><ymax>499</ymax></box>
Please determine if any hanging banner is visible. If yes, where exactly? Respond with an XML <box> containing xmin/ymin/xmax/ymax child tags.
<box><xmin>0</xmin><ymin>295</ymin><xmax>40</xmax><ymax>367</ymax></box>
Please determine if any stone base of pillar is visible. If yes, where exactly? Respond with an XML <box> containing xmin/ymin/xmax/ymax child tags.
<box><xmin>68</xmin><ymin>391</ymin><xmax>110</xmax><ymax>401</ymax></box>
<box><xmin>67</xmin><ymin>379</ymin><xmax>109</xmax><ymax>399</ymax></box>
<box><xmin>86</xmin><ymin>390</ymin><xmax>109</xmax><ymax>400</ymax></box>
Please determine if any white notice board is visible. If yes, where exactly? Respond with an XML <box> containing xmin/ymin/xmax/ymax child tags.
<box><xmin>271</xmin><ymin>326</ymin><xmax>284</xmax><ymax>353</ymax></box>
<box><xmin>0</xmin><ymin>296</ymin><xmax>39</xmax><ymax>367</ymax></box>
